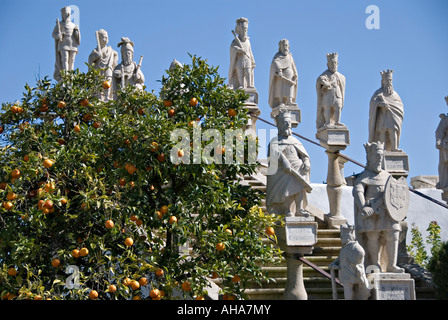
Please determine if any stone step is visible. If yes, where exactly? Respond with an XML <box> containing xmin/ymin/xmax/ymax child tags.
<box><xmin>244</xmin><ymin>287</ymin><xmax>343</xmax><ymax>300</ymax></box>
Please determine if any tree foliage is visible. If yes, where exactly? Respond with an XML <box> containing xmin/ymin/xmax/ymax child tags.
<box><xmin>0</xmin><ymin>56</ymin><xmax>282</xmax><ymax>300</ymax></box>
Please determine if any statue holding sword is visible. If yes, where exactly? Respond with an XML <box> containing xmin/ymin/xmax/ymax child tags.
<box><xmin>266</xmin><ymin>108</ymin><xmax>312</xmax><ymax>218</ymax></box>
<box><xmin>88</xmin><ymin>29</ymin><xmax>118</xmax><ymax>101</ymax></box>
<box><xmin>228</xmin><ymin>17</ymin><xmax>256</xmax><ymax>90</ymax></box>
<box><xmin>52</xmin><ymin>6</ymin><xmax>81</xmax><ymax>82</ymax></box>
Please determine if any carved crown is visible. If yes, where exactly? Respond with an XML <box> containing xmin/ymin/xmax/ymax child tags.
<box><xmin>326</xmin><ymin>52</ymin><xmax>338</xmax><ymax>61</ymax></box>
<box><xmin>380</xmin><ymin>69</ymin><xmax>394</xmax><ymax>78</ymax></box>
<box><xmin>364</xmin><ymin>141</ymin><xmax>384</xmax><ymax>154</ymax></box>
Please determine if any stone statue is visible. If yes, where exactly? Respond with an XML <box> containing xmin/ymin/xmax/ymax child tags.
<box><xmin>368</xmin><ymin>69</ymin><xmax>404</xmax><ymax>152</ymax></box>
<box><xmin>228</xmin><ymin>17</ymin><xmax>255</xmax><ymax>90</ymax></box>
<box><xmin>352</xmin><ymin>142</ymin><xmax>406</xmax><ymax>273</ymax></box>
<box><xmin>268</xmin><ymin>39</ymin><xmax>298</xmax><ymax>110</ymax></box>
<box><xmin>112</xmin><ymin>37</ymin><xmax>145</xmax><ymax>95</ymax></box>
<box><xmin>436</xmin><ymin>96</ymin><xmax>448</xmax><ymax>191</ymax></box>
<box><xmin>52</xmin><ymin>6</ymin><xmax>81</xmax><ymax>82</ymax></box>
<box><xmin>266</xmin><ymin>109</ymin><xmax>312</xmax><ymax>217</ymax></box>
<box><xmin>329</xmin><ymin>223</ymin><xmax>371</xmax><ymax>300</ymax></box>
<box><xmin>88</xmin><ymin>29</ymin><xmax>118</xmax><ymax>101</ymax></box>
<box><xmin>316</xmin><ymin>53</ymin><xmax>346</xmax><ymax>130</ymax></box>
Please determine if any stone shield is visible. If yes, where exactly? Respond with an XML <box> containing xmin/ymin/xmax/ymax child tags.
<box><xmin>384</xmin><ymin>175</ymin><xmax>409</xmax><ymax>222</ymax></box>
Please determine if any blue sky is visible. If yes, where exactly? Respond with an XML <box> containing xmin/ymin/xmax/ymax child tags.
<box><xmin>0</xmin><ymin>0</ymin><xmax>447</xmax><ymax>184</ymax></box>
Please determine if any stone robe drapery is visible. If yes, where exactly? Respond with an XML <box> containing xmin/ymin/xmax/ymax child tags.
<box><xmin>316</xmin><ymin>70</ymin><xmax>345</xmax><ymax>129</ymax></box>
<box><xmin>436</xmin><ymin>113</ymin><xmax>448</xmax><ymax>189</ymax></box>
<box><xmin>368</xmin><ymin>89</ymin><xmax>404</xmax><ymax>146</ymax></box>
<box><xmin>266</xmin><ymin>136</ymin><xmax>310</xmax><ymax>208</ymax></box>
<box><xmin>88</xmin><ymin>46</ymin><xmax>118</xmax><ymax>78</ymax></box>
<box><xmin>268</xmin><ymin>52</ymin><xmax>298</xmax><ymax>109</ymax></box>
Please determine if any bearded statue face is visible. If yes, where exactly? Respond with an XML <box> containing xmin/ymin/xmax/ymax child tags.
<box><xmin>382</xmin><ymin>75</ymin><xmax>394</xmax><ymax>95</ymax></box>
<box><xmin>122</xmin><ymin>50</ymin><xmax>133</xmax><ymax>66</ymax></box>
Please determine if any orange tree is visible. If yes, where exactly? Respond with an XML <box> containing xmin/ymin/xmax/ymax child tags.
<box><xmin>0</xmin><ymin>55</ymin><xmax>282</xmax><ymax>300</ymax></box>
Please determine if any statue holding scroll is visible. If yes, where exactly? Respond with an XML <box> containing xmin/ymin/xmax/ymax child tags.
<box><xmin>316</xmin><ymin>52</ymin><xmax>346</xmax><ymax>130</ymax></box>
<box><xmin>88</xmin><ymin>29</ymin><xmax>118</xmax><ymax>101</ymax></box>
<box><xmin>228</xmin><ymin>17</ymin><xmax>255</xmax><ymax>90</ymax></box>
<box><xmin>52</xmin><ymin>6</ymin><xmax>81</xmax><ymax>82</ymax></box>
<box><xmin>112</xmin><ymin>37</ymin><xmax>145</xmax><ymax>95</ymax></box>
<box><xmin>266</xmin><ymin>109</ymin><xmax>311</xmax><ymax>217</ymax></box>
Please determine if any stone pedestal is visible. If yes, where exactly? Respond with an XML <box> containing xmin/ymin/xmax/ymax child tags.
<box><xmin>316</xmin><ymin>127</ymin><xmax>350</xmax><ymax>152</ymax></box>
<box><xmin>242</xmin><ymin>88</ymin><xmax>260</xmax><ymax>135</ymax></box>
<box><xmin>316</xmin><ymin>127</ymin><xmax>350</xmax><ymax>229</ymax></box>
<box><xmin>276</xmin><ymin>217</ymin><xmax>317</xmax><ymax>300</ymax></box>
<box><xmin>271</xmin><ymin>103</ymin><xmax>301</xmax><ymax>128</ymax></box>
<box><xmin>383</xmin><ymin>150</ymin><xmax>409</xmax><ymax>178</ymax></box>
<box><xmin>367</xmin><ymin>272</ymin><xmax>416</xmax><ymax>300</ymax></box>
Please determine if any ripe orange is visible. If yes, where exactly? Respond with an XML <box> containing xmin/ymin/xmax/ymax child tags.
<box><xmin>216</xmin><ymin>242</ymin><xmax>225</xmax><ymax>251</ymax></box>
<box><xmin>196</xmin><ymin>295</ymin><xmax>205</xmax><ymax>300</ymax></box>
<box><xmin>34</xmin><ymin>295</ymin><xmax>43</xmax><ymax>300</ymax></box>
<box><xmin>93</xmin><ymin>121</ymin><xmax>101</xmax><ymax>129</ymax></box>
<box><xmin>149</xmin><ymin>288</ymin><xmax>160</xmax><ymax>299</ymax></box>
<box><xmin>232</xmin><ymin>275</ymin><xmax>241</xmax><ymax>283</ymax></box>
<box><xmin>71</xmin><ymin>249</ymin><xmax>80</xmax><ymax>258</ymax></box>
<box><xmin>0</xmin><ymin>182</ymin><xmax>7</xmax><ymax>190</ymax></box>
<box><xmin>58</xmin><ymin>101</ymin><xmax>66</xmax><ymax>108</ymax></box>
<box><xmin>130</xmin><ymin>214</ymin><xmax>138</xmax><ymax>222</ymax></box>
<box><xmin>168</xmin><ymin>109</ymin><xmax>175</xmax><ymax>117</ymax></box>
<box><xmin>89</xmin><ymin>290</ymin><xmax>98</xmax><ymax>300</ymax></box>
<box><xmin>80</xmin><ymin>99</ymin><xmax>89</xmax><ymax>107</ymax></box>
<box><xmin>23</xmin><ymin>154</ymin><xmax>29</xmax><ymax>162</ymax></box>
<box><xmin>155</xmin><ymin>268</ymin><xmax>164</xmax><ymax>277</ymax></box>
<box><xmin>160</xmin><ymin>205</ymin><xmax>169</xmax><ymax>215</ymax></box>
<box><xmin>6</xmin><ymin>192</ymin><xmax>17</xmax><ymax>201</ymax></box>
<box><xmin>150</xmin><ymin>141</ymin><xmax>159</xmax><ymax>152</ymax></box>
<box><xmin>102</xmin><ymin>81</ymin><xmax>111</xmax><ymax>89</ymax></box>
<box><xmin>74</xmin><ymin>125</ymin><xmax>81</xmax><ymax>133</ymax></box>
<box><xmin>228</xmin><ymin>108</ymin><xmax>237</xmax><ymax>117</ymax></box>
<box><xmin>265</xmin><ymin>227</ymin><xmax>275</xmax><ymax>236</ymax></box>
<box><xmin>137</xmin><ymin>108</ymin><xmax>145</xmax><ymax>115</ymax></box>
<box><xmin>43</xmin><ymin>159</ymin><xmax>55</xmax><ymax>168</ymax></box>
<box><xmin>79</xmin><ymin>247</ymin><xmax>89</xmax><ymax>257</ymax></box>
<box><xmin>189</xmin><ymin>97</ymin><xmax>198</xmax><ymax>106</ymax></box>
<box><xmin>135</xmin><ymin>219</ymin><xmax>143</xmax><ymax>226</ymax></box>
<box><xmin>7</xmin><ymin>267</ymin><xmax>17</xmax><ymax>276</ymax></box>
<box><xmin>138</xmin><ymin>277</ymin><xmax>148</xmax><ymax>286</ymax></box>
<box><xmin>105</xmin><ymin>220</ymin><xmax>114</xmax><ymax>229</ymax></box>
<box><xmin>124</xmin><ymin>237</ymin><xmax>134</xmax><ymax>247</ymax></box>
<box><xmin>44</xmin><ymin>200</ymin><xmax>54</xmax><ymax>209</ymax></box>
<box><xmin>11</xmin><ymin>169</ymin><xmax>21</xmax><ymax>179</ymax></box>
<box><xmin>3</xmin><ymin>201</ymin><xmax>13</xmax><ymax>211</ymax></box>
<box><xmin>123</xmin><ymin>277</ymin><xmax>131</xmax><ymax>286</ymax></box>
<box><xmin>181</xmin><ymin>281</ymin><xmax>192</xmax><ymax>291</ymax></box>
<box><xmin>169</xmin><ymin>215</ymin><xmax>177</xmax><ymax>224</ymax></box>
<box><xmin>51</xmin><ymin>259</ymin><xmax>60</xmax><ymax>268</ymax></box>
<box><xmin>125</xmin><ymin>163</ymin><xmax>137</xmax><ymax>175</ymax></box>
<box><xmin>130</xmin><ymin>280</ymin><xmax>140</xmax><ymax>290</ymax></box>
<box><xmin>225</xmin><ymin>228</ymin><xmax>232</xmax><ymax>235</ymax></box>
<box><xmin>164</xmin><ymin>100</ymin><xmax>173</xmax><ymax>107</ymax></box>
<box><xmin>177</xmin><ymin>149</ymin><xmax>184</xmax><ymax>157</ymax></box>
<box><xmin>60</xmin><ymin>198</ymin><xmax>67</xmax><ymax>205</ymax></box>
<box><xmin>157</xmin><ymin>153</ymin><xmax>166</xmax><ymax>163</ymax></box>
<box><xmin>108</xmin><ymin>284</ymin><xmax>117</xmax><ymax>293</ymax></box>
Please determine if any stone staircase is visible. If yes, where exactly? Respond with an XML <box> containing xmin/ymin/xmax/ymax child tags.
<box><xmin>236</xmin><ymin>169</ymin><xmax>437</xmax><ymax>300</ymax></box>
<box><xmin>239</xmin><ymin>171</ymin><xmax>345</xmax><ymax>300</ymax></box>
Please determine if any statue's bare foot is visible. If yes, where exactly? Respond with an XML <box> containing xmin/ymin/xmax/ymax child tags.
<box><xmin>386</xmin><ymin>265</ymin><xmax>404</xmax><ymax>273</ymax></box>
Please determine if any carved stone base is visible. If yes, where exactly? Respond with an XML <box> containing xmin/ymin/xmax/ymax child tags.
<box><xmin>439</xmin><ymin>187</ymin><xmax>448</xmax><ymax>203</ymax></box>
<box><xmin>324</xmin><ymin>213</ymin><xmax>347</xmax><ymax>229</ymax></box>
<box><xmin>367</xmin><ymin>272</ymin><xmax>416</xmax><ymax>300</ymax></box>
<box><xmin>383</xmin><ymin>151</ymin><xmax>409</xmax><ymax>177</ymax></box>
<box><xmin>271</xmin><ymin>103</ymin><xmax>301</xmax><ymax>128</ymax></box>
<box><xmin>316</xmin><ymin>127</ymin><xmax>350</xmax><ymax>151</ymax></box>
<box><xmin>243</xmin><ymin>87</ymin><xmax>258</xmax><ymax>106</ymax></box>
